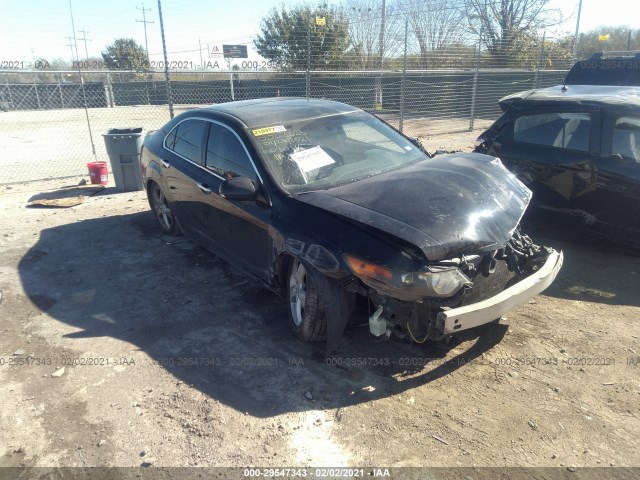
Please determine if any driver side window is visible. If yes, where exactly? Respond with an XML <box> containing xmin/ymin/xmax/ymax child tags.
<box><xmin>206</xmin><ymin>123</ymin><xmax>257</xmax><ymax>182</ymax></box>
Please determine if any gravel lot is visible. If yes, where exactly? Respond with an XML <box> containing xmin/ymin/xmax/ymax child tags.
<box><xmin>1</xmin><ymin>164</ymin><xmax>639</xmax><ymax>473</ymax></box>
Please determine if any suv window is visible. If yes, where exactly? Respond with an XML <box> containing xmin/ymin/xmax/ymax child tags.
<box><xmin>513</xmin><ymin>112</ymin><xmax>591</xmax><ymax>152</ymax></box>
<box><xmin>206</xmin><ymin>123</ymin><xmax>257</xmax><ymax>182</ymax></box>
<box><xmin>612</xmin><ymin>116</ymin><xmax>640</xmax><ymax>162</ymax></box>
<box><xmin>169</xmin><ymin>119</ymin><xmax>205</xmax><ymax>163</ymax></box>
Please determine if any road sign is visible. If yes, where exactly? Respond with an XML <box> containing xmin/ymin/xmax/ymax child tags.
<box><xmin>223</xmin><ymin>44</ymin><xmax>248</xmax><ymax>59</ymax></box>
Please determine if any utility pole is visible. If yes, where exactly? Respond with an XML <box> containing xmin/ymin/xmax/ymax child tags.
<box><xmin>157</xmin><ymin>0</ymin><xmax>174</xmax><ymax>118</ymax></box>
<box><xmin>573</xmin><ymin>0</ymin><xmax>583</xmax><ymax>59</ymax></box>
<box><xmin>375</xmin><ymin>0</ymin><xmax>386</xmax><ymax>110</ymax></box>
<box><xmin>136</xmin><ymin>3</ymin><xmax>155</xmax><ymax>57</ymax></box>
<box><xmin>77</xmin><ymin>28</ymin><xmax>92</xmax><ymax>61</ymax></box>
<box><xmin>378</xmin><ymin>0</ymin><xmax>386</xmax><ymax>70</ymax></box>
<box><xmin>68</xmin><ymin>0</ymin><xmax>79</xmax><ymax>63</ymax></box>
<box><xmin>65</xmin><ymin>36</ymin><xmax>76</xmax><ymax>62</ymax></box>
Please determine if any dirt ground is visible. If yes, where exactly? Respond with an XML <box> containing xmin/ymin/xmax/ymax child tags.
<box><xmin>0</xmin><ymin>170</ymin><xmax>639</xmax><ymax>473</ymax></box>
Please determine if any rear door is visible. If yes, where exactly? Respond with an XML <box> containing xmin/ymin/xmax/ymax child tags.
<box><xmin>593</xmin><ymin>111</ymin><xmax>640</xmax><ymax>234</ymax></box>
<box><xmin>162</xmin><ymin>118</ymin><xmax>208</xmax><ymax>241</ymax></box>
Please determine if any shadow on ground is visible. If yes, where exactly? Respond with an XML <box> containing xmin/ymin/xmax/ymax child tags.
<box><xmin>17</xmin><ymin>211</ymin><xmax>511</xmax><ymax>417</ymax></box>
<box><xmin>522</xmin><ymin>217</ymin><xmax>640</xmax><ymax>308</ymax></box>
<box><xmin>18</xmin><ymin>210</ymin><xmax>638</xmax><ymax>418</ymax></box>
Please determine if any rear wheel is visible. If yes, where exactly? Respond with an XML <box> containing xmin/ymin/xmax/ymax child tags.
<box><xmin>287</xmin><ymin>257</ymin><xmax>327</xmax><ymax>341</ymax></box>
<box><xmin>149</xmin><ymin>182</ymin><xmax>179</xmax><ymax>235</ymax></box>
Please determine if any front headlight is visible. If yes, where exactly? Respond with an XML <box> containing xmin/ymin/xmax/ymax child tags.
<box><xmin>343</xmin><ymin>254</ymin><xmax>471</xmax><ymax>299</ymax></box>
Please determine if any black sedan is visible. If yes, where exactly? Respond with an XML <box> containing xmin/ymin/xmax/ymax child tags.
<box><xmin>141</xmin><ymin>98</ymin><xmax>562</xmax><ymax>353</ymax></box>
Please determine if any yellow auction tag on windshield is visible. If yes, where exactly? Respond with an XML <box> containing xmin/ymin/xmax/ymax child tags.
<box><xmin>252</xmin><ymin>125</ymin><xmax>286</xmax><ymax>136</ymax></box>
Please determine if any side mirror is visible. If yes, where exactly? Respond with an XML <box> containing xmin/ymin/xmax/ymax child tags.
<box><xmin>219</xmin><ymin>176</ymin><xmax>258</xmax><ymax>201</ymax></box>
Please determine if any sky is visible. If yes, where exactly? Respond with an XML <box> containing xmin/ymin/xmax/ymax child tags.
<box><xmin>0</xmin><ymin>0</ymin><xmax>639</xmax><ymax>69</ymax></box>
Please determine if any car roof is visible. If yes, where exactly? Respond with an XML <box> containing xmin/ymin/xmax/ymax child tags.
<box><xmin>190</xmin><ymin>97</ymin><xmax>361</xmax><ymax>128</ymax></box>
<box><xmin>499</xmin><ymin>85</ymin><xmax>640</xmax><ymax>111</ymax></box>
<box><xmin>565</xmin><ymin>51</ymin><xmax>640</xmax><ymax>86</ymax></box>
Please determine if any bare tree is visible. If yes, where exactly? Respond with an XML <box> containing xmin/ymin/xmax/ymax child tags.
<box><xmin>342</xmin><ymin>0</ymin><xmax>404</xmax><ymax>69</ymax></box>
<box><xmin>465</xmin><ymin>0</ymin><xmax>562</xmax><ymax>66</ymax></box>
<box><xmin>401</xmin><ymin>0</ymin><xmax>466</xmax><ymax>68</ymax></box>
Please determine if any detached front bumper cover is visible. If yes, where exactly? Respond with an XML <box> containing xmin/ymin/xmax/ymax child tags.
<box><xmin>438</xmin><ymin>250</ymin><xmax>564</xmax><ymax>334</ymax></box>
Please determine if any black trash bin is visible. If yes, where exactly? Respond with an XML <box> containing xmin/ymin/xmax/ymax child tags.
<box><xmin>102</xmin><ymin>127</ymin><xmax>144</xmax><ymax>192</ymax></box>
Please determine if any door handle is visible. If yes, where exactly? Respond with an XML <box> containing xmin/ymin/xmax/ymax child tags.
<box><xmin>161</xmin><ymin>160</ymin><xmax>171</xmax><ymax>168</ymax></box>
<box><xmin>197</xmin><ymin>182</ymin><xmax>212</xmax><ymax>194</ymax></box>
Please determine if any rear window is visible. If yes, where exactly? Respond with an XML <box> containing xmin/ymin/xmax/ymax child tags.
<box><xmin>167</xmin><ymin>119</ymin><xmax>205</xmax><ymax>163</ymax></box>
<box><xmin>565</xmin><ymin>58</ymin><xmax>640</xmax><ymax>86</ymax></box>
<box><xmin>514</xmin><ymin>112</ymin><xmax>591</xmax><ymax>152</ymax></box>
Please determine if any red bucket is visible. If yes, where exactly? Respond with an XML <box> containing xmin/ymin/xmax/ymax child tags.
<box><xmin>87</xmin><ymin>161</ymin><xmax>108</xmax><ymax>185</ymax></box>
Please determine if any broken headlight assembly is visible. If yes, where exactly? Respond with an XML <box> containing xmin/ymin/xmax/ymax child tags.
<box><xmin>343</xmin><ymin>254</ymin><xmax>472</xmax><ymax>300</ymax></box>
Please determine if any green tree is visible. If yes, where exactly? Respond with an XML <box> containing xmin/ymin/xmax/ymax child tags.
<box><xmin>101</xmin><ymin>38</ymin><xmax>149</xmax><ymax>70</ymax></box>
<box><xmin>540</xmin><ymin>35</ymin><xmax>574</xmax><ymax>69</ymax></box>
<box><xmin>576</xmin><ymin>26</ymin><xmax>640</xmax><ymax>59</ymax></box>
<box><xmin>254</xmin><ymin>2</ymin><xmax>349</xmax><ymax>70</ymax></box>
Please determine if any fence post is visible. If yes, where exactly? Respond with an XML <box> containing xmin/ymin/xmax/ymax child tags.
<box><xmin>306</xmin><ymin>10</ymin><xmax>311</xmax><ymax>98</ymax></box>
<box><xmin>34</xmin><ymin>81</ymin><xmax>42</xmax><ymax>109</ymax></box>
<box><xmin>58</xmin><ymin>73</ymin><xmax>65</xmax><ymax>108</ymax></box>
<box><xmin>468</xmin><ymin>28</ymin><xmax>482</xmax><ymax>131</ymax></box>
<box><xmin>6</xmin><ymin>74</ymin><xmax>14</xmax><ymax>110</ymax></box>
<box><xmin>399</xmin><ymin>17</ymin><xmax>408</xmax><ymax>133</ymax></box>
<box><xmin>469</xmin><ymin>70</ymin><xmax>478</xmax><ymax>131</ymax></box>
<box><xmin>228</xmin><ymin>60</ymin><xmax>235</xmax><ymax>101</ymax></box>
<box><xmin>104</xmin><ymin>72</ymin><xmax>114</xmax><ymax>107</ymax></box>
<box><xmin>534</xmin><ymin>32</ymin><xmax>546</xmax><ymax>89</ymax></box>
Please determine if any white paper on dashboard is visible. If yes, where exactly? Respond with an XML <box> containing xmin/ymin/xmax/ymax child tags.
<box><xmin>289</xmin><ymin>146</ymin><xmax>335</xmax><ymax>173</ymax></box>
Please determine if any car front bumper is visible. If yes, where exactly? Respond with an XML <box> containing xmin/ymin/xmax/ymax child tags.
<box><xmin>437</xmin><ymin>250</ymin><xmax>564</xmax><ymax>334</ymax></box>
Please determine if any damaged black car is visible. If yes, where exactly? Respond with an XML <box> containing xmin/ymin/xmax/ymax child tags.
<box><xmin>141</xmin><ymin>98</ymin><xmax>563</xmax><ymax>353</ymax></box>
<box><xmin>475</xmin><ymin>85</ymin><xmax>640</xmax><ymax>248</ymax></box>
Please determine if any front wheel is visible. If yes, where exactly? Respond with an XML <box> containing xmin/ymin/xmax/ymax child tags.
<box><xmin>149</xmin><ymin>182</ymin><xmax>180</xmax><ymax>235</ymax></box>
<box><xmin>287</xmin><ymin>257</ymin><xmax>327</xmax><ymax>341</ymax></box>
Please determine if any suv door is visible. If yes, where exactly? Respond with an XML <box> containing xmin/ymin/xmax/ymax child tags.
<box><xmin>497</xmin><ymin>107</ymin><xmax>601</xmax><ymax>209</ymax></box>
<box><xmin>594</xmin><ymin>111</ymin><xmax>640</xmax><ymax>237</ymax></box>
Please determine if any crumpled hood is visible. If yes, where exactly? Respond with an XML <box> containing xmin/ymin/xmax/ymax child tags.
<box><xmin>295</xmin><ymin>153</ymin><xmax>532</xmax><ymax>260</ymax></box>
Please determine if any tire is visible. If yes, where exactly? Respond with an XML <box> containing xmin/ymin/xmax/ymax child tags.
<box><xmin>287</xmin><ymin>257</ymin><xmax>327</xmax><ymax>341</ymax></box>
<box><xmin>149</xmin><ymin>182</ymin><xmax>180</xmax><ymax>235</ymax></box>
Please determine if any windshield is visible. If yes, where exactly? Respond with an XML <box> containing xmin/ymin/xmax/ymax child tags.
<box><xmin>248</xmin><ymin>111</ymin><xmax>428</xmax><ymax>193</ymax></box>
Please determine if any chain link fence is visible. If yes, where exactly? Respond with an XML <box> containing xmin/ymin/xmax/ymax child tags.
<box><xmin>0</xmin><ymin>68</ymin><xmax>566</xmax><ymax>185</ymax></box>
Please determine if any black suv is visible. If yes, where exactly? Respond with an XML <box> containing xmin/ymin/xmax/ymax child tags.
<box><xmin>475</xmin><ymin>84</ymin><xmax>640</xmax><ymax>247</ymax></box>
<box><xmin>565</xmin><ymin>51</ymin><xmax>640</xmax><ymax>86</ymax></box>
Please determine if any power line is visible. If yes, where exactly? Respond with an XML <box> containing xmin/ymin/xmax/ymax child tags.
<box><xmin>64</xmin><ymin>35</ymin><xmax>76</xmax><ymax>62</ymax></box>
<box><xmin>77</xmin><ymin>28</ymin><xmax>92</xmax><ymax>61</ymax></box>
<box><xmin>136</xmin><ymin>3</ymin><xmax>155</xmax><ymax>57</ymax></box>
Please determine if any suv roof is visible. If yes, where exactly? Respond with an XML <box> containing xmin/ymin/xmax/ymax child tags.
<box><xmin>498</xmin><ymin>84</ymin><xmax>640</xmax><ymax>112</ymax></box>
<box><xmin>565</xmin><ymin>51</ymin><xmax>640</xmax><ymax>86</ymax></box>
